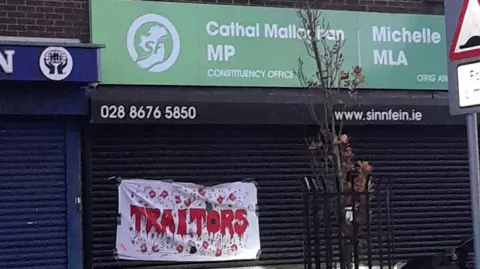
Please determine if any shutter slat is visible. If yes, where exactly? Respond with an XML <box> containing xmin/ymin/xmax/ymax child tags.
<box><xmin>88</xmin><ymin>124</ymin><xmax>471</xmax><ymax>268</ymax></box>
<box><xmin>0</xmin><ymin>119</ymin><xmax>67</xmax><ymax>269</ymax></box>
<box><xmin>88</xmin><ymin>125</ymin><xmax>309</xmax><ymax>268</ymax></box>
<box><xmin>348</xmin><ymin>126</ymin><xmax>470</xmax><ymax>262</ymax></box>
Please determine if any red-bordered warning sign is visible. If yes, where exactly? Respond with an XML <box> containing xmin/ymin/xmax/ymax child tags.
<box><xmin>450</xmin><ymin>0</ymin><xmax>480</xmax><ymax>61</ymax></box>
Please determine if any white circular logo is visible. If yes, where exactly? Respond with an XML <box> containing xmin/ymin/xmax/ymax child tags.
<box><xmin>127</xmin><ymin>14</ymin><xmax>180</xmax><ymax>73</ymax></box>
<box><xmin>39</xmin><ymin>47</ymin><xmax>73</xmax><ymax>81</ymax></box>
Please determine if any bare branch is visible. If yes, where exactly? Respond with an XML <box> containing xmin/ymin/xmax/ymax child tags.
<box><xmin>296</xmin><ymin>4</ymin><xmax>370</xmax><ymax>269</ymax></box>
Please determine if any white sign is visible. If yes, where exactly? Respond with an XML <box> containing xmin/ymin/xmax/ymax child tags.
<box><xmin>457</xmin><ymin>61</ymin><xmax>480</xmax><ymax>107</ymax></box>
<box><xmin>39</xmin><ymin>47</ymin><xmax>73</xmax><ymax>81</ymax></box>
<box><xmin>116</xmin><ymin>179</ymin><xmax>260</xmax><ymax>261</ymax></box>
<box><xmin>127</xmin><ymin>14</ymin><xmax>181</xmax><ymax>73</ymax></box>
<box><xmin>0</xmin><ymin>49</ymin><xmax>14</xmax><ymax>74</ymax></box>
<box><xmin>450</xmin><ymin>0</ymin><xmax>480</xmax><ymax>61</ymax></box>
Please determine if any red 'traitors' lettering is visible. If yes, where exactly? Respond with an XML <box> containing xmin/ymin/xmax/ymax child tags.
<box><xmin>190</xmin><ymin>208</ymin><xmax>206</xmax><ymax>236</ymax></box>
<box><xmin>207</xmin><ymin>210</ymin><xmax>221</xmax><ymax>234</ymax></box>
<box><xmin>145</xmin><ymin>208</ymin><xmax>162</xmax><ymax>234</ymax></box>
<box><xmin>130</xmin><ymin>206</ymin><xmax>249</xmax><ymax>238</ymax></box>
<box><xmin>160</xmin><ymin>209</ymin><xmax>175</xmax><ymax>234</ymax></box>
<box><xmin>234</xmin><ymin>209</ymin><xmax>249</xmax><ymax>238</ymax></box>
<box><xmin>177</xmin><ymin>209</ymin><xmax>187</xmax><ymax>236</ymax></box>
<box><xmin>220</xmin><ymin>209</ymin><xmax>234</xmax><ymax>237</ymax></box>
<box><xmin>130</xmin><ymin>205</ymin><xmax>146</xmax><ymax>233</ymax></box>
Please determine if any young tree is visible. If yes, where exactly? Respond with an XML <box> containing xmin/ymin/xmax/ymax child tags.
<box><xmin>295</xmin><ymin>3</ymin><xmax>374</xmax><ymax>269</ymax></box>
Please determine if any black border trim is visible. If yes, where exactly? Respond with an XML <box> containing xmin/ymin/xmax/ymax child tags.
<box><xmin>90</xmin><ymin>86</ymin><xmax>462</xmax><ymax>125</ymax></box>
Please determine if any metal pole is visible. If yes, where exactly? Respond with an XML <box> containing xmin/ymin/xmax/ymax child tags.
<box><xmin>466</xmin><ymin>112</ymin><xmax>480</xmax><ymax>269</ymax></box>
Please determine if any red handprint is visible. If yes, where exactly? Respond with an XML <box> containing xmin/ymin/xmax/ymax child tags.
<box><xmin>140</xmin><ymin>243</ymin><xmax>147</xmax><ymax>253</ymax></box>
<box><xmin>149</xmin><ymin>190</ymin><xmax>156</xmax><ymax>198</ymax></box>
<box><xmin>160</xmin><ymin>190</ymin><xmax>169</xmax><ymax>198</ymax></box>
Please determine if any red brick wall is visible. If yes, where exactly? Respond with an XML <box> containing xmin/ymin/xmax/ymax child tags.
<box><xmin>0</xmin><ymin>0</ymin><xmax>90</xmax><ymax>42</ymax></box>
<box><xmin>210</xmin><ymin>0</ymin><xmax>444</xmax><ymax>14</ymax></box>
<box><xmin>0</xmin><ymin>0</ymin><xmax>443</xmax><ymax>43</ymax></box>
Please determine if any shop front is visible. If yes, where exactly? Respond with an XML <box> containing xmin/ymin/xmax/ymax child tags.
<box><xmin>0</xmin><ymin>42</ymin><xmax>100</xmax><ymax>269</ymax></box>
<box><xmin>87</xmin><ymin>88</ymin><xmax>471</xmax><ymax>268</ymax></box>
<box><xmin>87</xmin><ymin>1</ymin><xmax>465</xmax><ymax>268</ymax></box>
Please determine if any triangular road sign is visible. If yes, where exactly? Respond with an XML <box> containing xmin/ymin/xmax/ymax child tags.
<box><xmin>450</xmin><ymin>0</ymin><xmax>480</xmax><ymax>61</ymax></box>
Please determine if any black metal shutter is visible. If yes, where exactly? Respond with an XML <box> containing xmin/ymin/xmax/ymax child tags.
<box><xmin>0</xmin><ymin>118</ymin><xmax>68</xmax><ymax>269</ymax></box>
<box><xmin>87</xmin><ymin>124</ymin><xmax>471</xmax><ymax>268</ymax></box>
<box><xmin>347</xmin><ymin>125</ymin><xmax>471</xmax><ymax>262</ymax></box>
<box><xmin>88</xmin><ymin>124</ymin><xmax>310</xmax><ymax>269</ymax></box>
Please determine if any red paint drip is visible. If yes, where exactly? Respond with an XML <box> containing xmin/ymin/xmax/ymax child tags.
<box><xmin>120</xmin><ymin>244</ymin><xmax>127</xmax><ymax>251</ymax></box>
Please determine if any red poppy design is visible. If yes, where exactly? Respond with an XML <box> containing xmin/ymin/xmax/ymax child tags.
<box><xmin>175</xmin><ymin>195</ymin><xmax>181</xmax><ymax>204</ymax></box>
<box><xmin>202</xmin><ymin>241</ymin><xmax>209</xmax><ymax>248</ymax></box>
<box><xmin>228</xmin><ymin>193</ymin><xmax>236</xmax><ymax>201</ymax></box>
<box><xmin>176</xmin><ymin>245</ymin><xmax>184</xmax><ymax>253</ymax></box>
<box><xmin>215</xmin><ymin>248</ymin><xmax>222</xmax><ymax>256</ymax></box>
<box><xmin>231</xmin><ymin>244</ymin><xmax>238</xmax><ymax>252</ymax></box>
<box><xmin>217</xmin><ymin>196</ymin><xmax>224</xmax><ymax>204</ymax></box>
<box><xmin>184</xmin><ymin>199</ymin><xmax>192</xmax><ymax>207</ymax></box>
<box><xmin>152</xmin><ymin>245</ymin><xmax>159</xmax><ymax>252</ymax></box>
<box><xmin>198</xmin><ymin>188</ymin><xmax>206</xmax><ymax>196</ymax></box>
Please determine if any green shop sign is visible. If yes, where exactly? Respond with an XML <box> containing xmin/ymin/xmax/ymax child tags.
<box><xmin>92</xmin><ymin>0</ymin><xmax>447</xmax><ymax>90</ymax></box>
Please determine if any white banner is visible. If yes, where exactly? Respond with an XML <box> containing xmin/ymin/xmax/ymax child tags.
<box><xmin>115</xmin><ymin>179</ymin><xmax>261</xmax><ymax>261</ymax></box>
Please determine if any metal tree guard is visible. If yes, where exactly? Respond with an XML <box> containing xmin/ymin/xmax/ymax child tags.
<box><xmin>301</xmin><ymin>177</ymin><xmax>395</xmax><ymax>269</ymax></box>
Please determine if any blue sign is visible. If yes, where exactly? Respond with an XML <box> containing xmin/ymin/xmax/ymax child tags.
<box><xmin>0</xmin><ymin>44</ymin><xmax>100</xmax><ymax>82</ymax></box>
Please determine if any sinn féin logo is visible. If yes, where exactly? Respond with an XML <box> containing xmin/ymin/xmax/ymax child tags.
<box><xmin>127</xmin><ymin>14</ymin><xmax>180</xmax><ymax>73</ymax></box>
<box><xmin>39</xmin><ymin>47</ymin><xmax>73</xmax><ymax>81</ymax></box>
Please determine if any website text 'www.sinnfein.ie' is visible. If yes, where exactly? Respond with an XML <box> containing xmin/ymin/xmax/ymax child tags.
<box><xmin>334</xmin><ymin>109</ymin><xmax>423</xmax><ymax>122</ymax></box>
